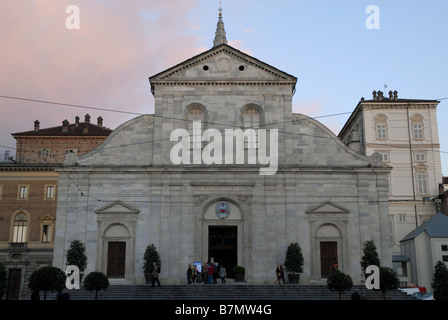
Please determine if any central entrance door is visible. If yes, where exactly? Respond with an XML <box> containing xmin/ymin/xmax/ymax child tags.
<box><xmin>209</xmin><ymin>226</ymin><xmax>237</xmax><ymax>278</ymax></box>
<box><xmin>107</xmin><ymin>241</ymin><xmax>126</xmax><ymax>278</ymax></box>
<box><xmin>320</xmin><ymin>241</ymin><xmax>338</xmax><ymax>278</ymax></box>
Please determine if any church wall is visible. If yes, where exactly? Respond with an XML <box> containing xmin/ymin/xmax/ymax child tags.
<box><xmin>53</xmin><ymin>163</ymin><xmax>390</xmax><ymax>285</ymax></box>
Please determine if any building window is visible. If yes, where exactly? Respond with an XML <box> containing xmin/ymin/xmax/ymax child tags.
<box><xmin>187</xmin><ymin>108</ymin><xmax>205</xmax><ymax>150</ymax></box>
<box><xmin>12</xmin><ymin>212</ymin><xmax>28</xmax><ymax>243</ymax></box>
<box><xmin>45</xmin><ymin>185</ymin><xmax>56</xmax><ymax>200</ymax></box>
<box><xmin>410</xmin><ymin>113</ymin><xmax>424</xmax><ymax>140</ymax></box>
<box><xmin>242</xmin><ymin>107</ymin><xmax>261</xmax><ymax>149</ymax></box>
<box><xmin>41</xmin><ymin>224</ymin><xmax>52</xmax><ymax>242</ymax></box>
<box><xmin>243</xmin><ymin>108</ymin><xmax>260</xmax><ymax>129</ymax></box>
<box><xmin>377</xmin><ymin>124</ymin><xmax>387</xmax><ymax>139</ymax></box>
<box><xmin>415</xmin><ymin>153</ymin><xmax>426</xmax><ymax>162</ymax></box>
<box><xmin>442</xmin><ymin>245</ymin><xmax>448</xmax><ymax>252</ymax></box>
<box><xmin>399</xmin><ymin>214</ymin><xmax>406</xmax><ymax>222</ymax></box>
<box><xmin>443</xmin><ymin>256</ymin><xmax>448</xmax><ymax>262</ymax></box>
<box><xmin>38</xmin><ymin>149</ymin><xmax>50</xmax><ymax>158</ymax></box>
<box><xmin>393</xmin><ymin>261</ymin><xmax>407</xmax><ymax>277</ymax></box>
<box><xmin>39</xmin><ymin>215</ymin><xmax>55</xmax><ymax>242</ymax></box>
<box><xmin>374</xmin><ymin>114</ymin><xmax>388</xmax><ymax>140</ymax></box>
<box><xmin>18</xmin><ymin>185</ymin><xmax>29</xmax><ymax>200</ymax></box>
<box><xmin>413</xmin><ymin>123</ymin><xmax>424</xmax><ymax>140</ymax></box>
<box><xmin>378</xmin><ymin>152</ymin><xmax>389</xmax><ymax>162</ymax></box>
<box><xmin>417</xmin><ymin>173</ymin><xmax>428</xmax><ymax>194</ymax></box>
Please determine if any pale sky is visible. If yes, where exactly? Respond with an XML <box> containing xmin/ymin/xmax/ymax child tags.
<box><xmin>1</xmin><ymin>0</ymin><xmax>447</xmax><ymax>177</ymax></box>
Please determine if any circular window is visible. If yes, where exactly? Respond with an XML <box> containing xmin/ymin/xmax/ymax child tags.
<box><xmin>239</xmin><ymin>65</ymin><xmax>245</xmax><ymax>71</ymax></box>
<box><xmin>203</xmin><ymin>65</ymin><xmax>209</xmax><ymax>71</ymax></box>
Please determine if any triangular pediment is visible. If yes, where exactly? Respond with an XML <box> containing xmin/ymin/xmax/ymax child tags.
<box><xmin>149</xmin><ymin>44</ymin><xmax>297</xmax><ymax>92</ymax></box>
<box><xmin>306</xmin><ymin>201</ymin><xmax>350</xmax><ymax>214</ymax></box>
<box><xmin>95</xmin><ymin>201</ymin><xmax>140</xmax><ymax>214</ymax></box>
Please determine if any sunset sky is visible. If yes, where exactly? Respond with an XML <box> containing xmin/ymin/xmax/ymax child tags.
<box><xmin>0</xmin><ymin>0</ymin><xmax>447</xmax><ymax>176</ymax></box>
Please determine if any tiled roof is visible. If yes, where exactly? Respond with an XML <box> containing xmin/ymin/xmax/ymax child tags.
<box><xmin>401</xmin><ymin>213</ymin><xmax>448</xmax><ymax>242</ymax></box>
<box><xmin>12</xmin><ymin>122</ymin><xmax>112</xmax><ymax>137</ymax></box>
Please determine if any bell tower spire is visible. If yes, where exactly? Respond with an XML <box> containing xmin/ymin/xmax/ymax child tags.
<box><xmin>213</xmin><ymin>1</ymin><xmax>228</xmax><ymax>47</ymax></box>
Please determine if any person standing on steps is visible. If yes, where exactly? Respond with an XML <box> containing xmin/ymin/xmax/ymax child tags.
<box><xmin>219</xmin><ymin>265</ymin><xmax>227</xmax><ymax>284</ymax></box>
<box><xmin>275</xmin><ymin>265</ymin><xmax>282</xmax><ymax>284</ymax></box>
<box><xmin>208</xmin><ymin>263</ymin><xmax>215</xmax><ymax>284</ymax></box>
<box><xmin>187</xmin><ymin>264</ymin><xmax>193</xmax><ymax>284</ymax></box>
<box><xmin>152</xmin><ymin>262</ymin><xmax>161</xmax><ymax>287</ymax></box>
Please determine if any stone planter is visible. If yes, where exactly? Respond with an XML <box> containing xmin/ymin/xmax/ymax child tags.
<box><xmin>287</xmin><ymin>273</ymin><xmax>300</xmax><ymax>284</ymax></box>
<box><xmin>144</xmin><ymin>273</ymin><xmax>152</xmax><ymax>284</ymax></box>
<box><xmin>234</xmin><ymin>273</ymin><xmax>245</xmax><ymax>282</ymax></box>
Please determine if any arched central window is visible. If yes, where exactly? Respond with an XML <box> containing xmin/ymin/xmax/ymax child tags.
<box><xmin>13</xmin><ymin>212</ymin><xmax>28</xmax><ymax>243</ymax></box>
<box><xmin>187</xmin><ymin>109</ymin><xmax>205</xmax><ymax>131</ymax></box>
<box><xmin>243</xmin><ymin>108</ymin><xmax>260</xmax><ymax>129</ymax></box>
<box><xmin>241</xmin><ymin>105</ymin><xmax>262</xmax><ymax>149</ymax></box>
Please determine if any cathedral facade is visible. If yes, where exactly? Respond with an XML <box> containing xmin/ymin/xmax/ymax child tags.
<box><xmin>52</xmin><ymin>15</ymin><xmax>392</xmax><ymax>285</ymax></box>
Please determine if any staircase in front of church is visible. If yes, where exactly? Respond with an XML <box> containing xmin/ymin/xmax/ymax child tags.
<box><xmin>40</xmin><ymin>284</ymin><xmax>416</xmax><ymax>300</ymax></box>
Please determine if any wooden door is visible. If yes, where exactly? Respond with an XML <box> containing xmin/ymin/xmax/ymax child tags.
<box><xmin>6</xmin><ymin>269</ymin><xmax>21</xmax><ymax>300</ymax></box>
<box><xmin>320</xmin><ymin>242</ymin><xmax>337</xmax><ymax>278</ymax></box>
<box><xmin>107</xmin><ymin>242</ymin><xmax>126</xmax><ymax>278</ymax></box>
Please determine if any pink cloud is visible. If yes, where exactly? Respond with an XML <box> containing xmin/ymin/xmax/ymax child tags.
<box><xmin>0</xmin><ymin>0</ymin><xmax>200</xmax><ymax>154</ymax></box>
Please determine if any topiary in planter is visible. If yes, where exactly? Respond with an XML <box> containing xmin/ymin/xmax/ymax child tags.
<box><xmin>66</xmin><ymin>240</ymin><xmax>88</xmax><ymax>273</ymax></box>
<box><xmin>143</xmin><ymin>244</ymin><xmax>161</xmax><ymax>283</ymax></box>
<box><xmin>233</xmin><ymin>266</ymin><xmax>245</xmax><ymax>282</ymax></box>
<box><xmin>284</xmin><ymin>242</ymin><xmax>304</xmax><ymax>284</ymax></box>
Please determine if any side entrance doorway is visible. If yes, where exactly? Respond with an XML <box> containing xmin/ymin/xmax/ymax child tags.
<box><xmin>6</xmin><ymin>268</ymin><xmax>21</xmax><ymax>300</ymax></box>
<box><xmin>320</xmin><ymin>241</ymin><xmax>338</xmax><ymax>278</ymax></box>
<box><xmin>208</xmin><ymin>226</ymin><xmax>237</xmax><ymax>278</ymax></box>
<box><xmin>107</xmin><ymin>241</ymin><xmax>126</xmax><ymax>278</ymax></box>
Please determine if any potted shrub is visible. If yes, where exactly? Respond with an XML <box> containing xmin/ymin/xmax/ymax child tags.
<box><xmin>233</xmin><ymin>266</ymin><xmax>245</xmax><ymax>282</ymax></box>
<box><xmin>66</xmin><ymin>239</ymin><xmax>88</xmax><ymax>282</ymax></box>
<box><xmin>84</xmin><ymin>271</ymin><xmax>109</xmax><ymax>300</ymax></box>
<box><xmin>283</xmin><ymin>242</ymin><xmax>304</xmax><ymax>284</ymax></box>
<box><xmin>143</xmin><ymin>244</ymin><xmax>161</xmax><ymax>284</ymax></box>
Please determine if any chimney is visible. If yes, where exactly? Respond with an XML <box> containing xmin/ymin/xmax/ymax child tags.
<box><xmin>394</xmin><ymin>90</ymin><xmax>398</xmax><ymax>100</ymax></box>
<box><xmin>372</xmin><ymin>90</ymin><xmax>377</xmax><ymax>100</ymax></box>
<box><xmin>97</xmin><ymin>116</ymin><xmax>103</xmax><ymax>128</ymax></box>
<box><xmin>388</xmin><ymin>90</ymin><xmax>393</xmax><ymax>100</ymax></box>
<box><xmin>75</xmin><ymin>116</ymin><xmax>80</xmax><ymax>127</ymax></box>
<box><xmin>83</xmin><ymin>114</ymin><xmax>90</xmax><ymax>133</ymax></box>
<box><xmin>62</xmin><ymin>119</ymin><xmax>69</xmax><ymax>132</ymax></box>
<box><xmin>34</xmin><ymin>120</ymin><xmax>40</xmax><ymax>131</ymax></box>
<box><xmin>378</xmin><ymin>91</ymin><xmax>384</xmax><ymax>100</ymax></box>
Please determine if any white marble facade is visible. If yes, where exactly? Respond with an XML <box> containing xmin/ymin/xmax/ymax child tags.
<box><xmin>53</xmin><ymin>44</ymin><xmax>392</xmax><ymax>284</ymax></box>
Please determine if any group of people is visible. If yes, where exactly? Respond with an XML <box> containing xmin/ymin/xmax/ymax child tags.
<box><xmin>275</xmin><ymin>265</ymin><xmax>286</xmax><ymax>284</ymax></box>
<box><xmin>186</xmin><ymin>262</ymin><xmax>227</xmax><ymax>284</ymax></box>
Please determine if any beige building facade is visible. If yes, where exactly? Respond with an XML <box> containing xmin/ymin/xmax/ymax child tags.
<box><xmin>339</xmin><ymin>91</ymin><xmax>443</xmax><ymax>286</ymax></box>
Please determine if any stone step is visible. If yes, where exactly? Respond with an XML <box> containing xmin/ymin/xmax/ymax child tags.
<box><xmin>39</xmin><ymin>284</ymin><xmax>416</xmax><ymax>301</ymax></box>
